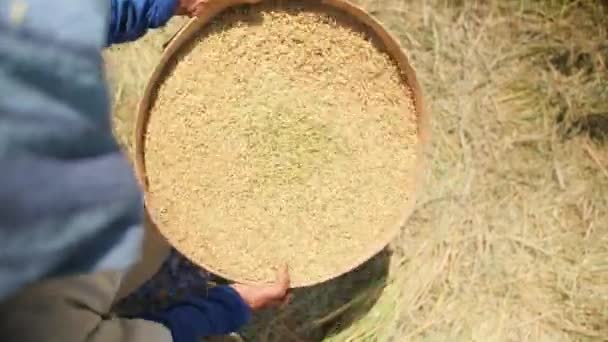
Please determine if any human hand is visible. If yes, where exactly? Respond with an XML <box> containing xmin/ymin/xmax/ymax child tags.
<box><xmin>176</xmin><ymin>0</ymin><xmax>262</xmax><ymax>17</ymax></box>
<box><xmin>230</xmin><ymin>265</ymin><xmax>290</xmax><ymax>310</ymax></box>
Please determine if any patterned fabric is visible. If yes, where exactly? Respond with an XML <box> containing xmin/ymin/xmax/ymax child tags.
<box><xmin>115</xmin><ymin>249</ymin><xmax>217</xmax><ymax>314</ymax></box>
<box><xmin>115</xmin><ymin>250</ymin><xmax>251</xmax><ymax>341</ymax></box>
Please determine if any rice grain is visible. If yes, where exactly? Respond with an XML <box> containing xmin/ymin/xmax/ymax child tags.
<box><xmin>145</xmin><ymin>3</ymin><xmax>418</xmax><ymax>284</ymax></box>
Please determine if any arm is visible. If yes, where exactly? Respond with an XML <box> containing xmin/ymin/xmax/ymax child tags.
<box><xmin>107</xmin><ymin>0</ymin><xmax>263</xmax><ymax>45</ymax></box>
<box><xmin>1</xmin><ymin>275</ymin><xmax>248</xmax><ymax>342</ymax></box>
<box><xmin>139</xmin><ymin>286</ymin><xmax>252</xmax><ymax>340</ymax></box>
<box><xmin>0</xmin><ymin>271</ymin><xmax>287</xmax><ymax>342</ymax></box>
<box><xmin>109</xmin><ymin>0</ymin><xmax>178</xmax><ymax>44</ymax></box>
<box><xmin>135</xmin><ymin>266</ymin><xmax>290</xmax><ymax>341</ymax></box>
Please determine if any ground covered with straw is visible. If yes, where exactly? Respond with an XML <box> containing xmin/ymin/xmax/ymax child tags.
<box><xmin>106</xmin><ymin>0</ymin><xmax>608</xmax><ymax>340</ymax></box>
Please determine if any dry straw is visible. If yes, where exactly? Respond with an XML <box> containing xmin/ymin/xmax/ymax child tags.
<box><xmin>106</xmin><ymin>0</ymin><xmax>608</xmax><ymax>340</ymax></box>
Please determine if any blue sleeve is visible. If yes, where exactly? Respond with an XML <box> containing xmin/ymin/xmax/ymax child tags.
<box><xmin>139</xmin><ymin>286</ymin><xmax>252</xmax><ymax>342</ymax></box>
<box><xmin>109</xmin><ymin>0</ymin><xmax>178</xmax><ymax>44</ymax></box>
<box><xmin>0</xmin><ymin>0</ymin><xmax>144</xmax><ymax>300</ymax></box>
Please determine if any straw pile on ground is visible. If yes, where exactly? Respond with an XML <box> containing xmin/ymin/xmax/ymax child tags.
<box><xmin>106</xmin><ymin>0</ymin><xmax>608</xmax><ymax>340</ymax></box>
<box><xmin>144</xmin><ymin>3</ymin><xmax>418</xmax><ymax>285</ymax></box>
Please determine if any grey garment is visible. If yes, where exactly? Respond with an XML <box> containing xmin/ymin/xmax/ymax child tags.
<box><xmin>0</xmin><ymin>0</ymin><xmax>143</xmax><ymax>300</ymax></box>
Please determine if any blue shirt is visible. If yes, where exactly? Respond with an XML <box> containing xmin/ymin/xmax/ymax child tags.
<box><xmin>139</xmin><ymin>286</ymin><xmax>252</xmax><ymax>341</ymax></box>
<box><xmin>109</xmin><ymin>0</ymin><xmax>178</xmax><ymax>44</ymax></box>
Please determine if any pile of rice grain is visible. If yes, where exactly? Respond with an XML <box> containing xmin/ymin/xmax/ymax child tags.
<box><xmin>145</xmin><ymin>3</ymin><xmax>418</xmax><ymax>285</ymax></box>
